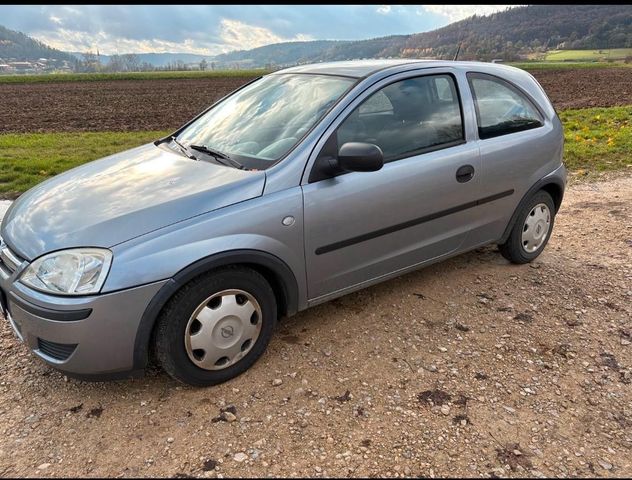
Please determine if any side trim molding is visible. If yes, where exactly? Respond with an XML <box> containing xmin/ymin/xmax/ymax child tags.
<box><xmin>315</xmin><ymin>189</ymin><xmax>514</xmax><ymax>255</ymax></box>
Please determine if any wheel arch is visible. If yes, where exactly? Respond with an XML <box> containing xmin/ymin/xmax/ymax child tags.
<box><xmin>499</xmin><ymin>176</ymin><xmax>565</xmax><ymax>245</ymax></box>
<box><xmin>132</xmin><ymin>249</ymin><xmax>299</xmax><ymax>371</ymax></box>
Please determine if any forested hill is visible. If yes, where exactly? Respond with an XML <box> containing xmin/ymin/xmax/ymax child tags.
<box><xmin>211</xmin><ymin>40</ymin><xmax>346</xmax><ymax>67</ymax></box>
<box><xmin>216</xmin><ymin>4</ymin><xmax>632</xmax><ymax>66</ymax></box>
<box><xmin>0</xmin><ymin>25</ymin><xmax>75</xmax><ymax>62</ymax></box>
<box><xmin>397</xmin><ymin>4</ymin><xmax>632</xmax><ymax>61</ymax></box>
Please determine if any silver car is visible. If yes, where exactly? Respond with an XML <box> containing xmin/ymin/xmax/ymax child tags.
<box><xmin>0</xmin><ymin>60</ymin><xmax>566</xmax><ymax>386</ymax></box>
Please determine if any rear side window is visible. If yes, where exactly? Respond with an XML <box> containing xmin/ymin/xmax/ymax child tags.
<box><xmin>467</xmin><ymin>73</ymin><xmax>543</xmax><ymax>140</ymax></box>
<box><xmin>336</xmin><ymin>74</ymin><xmax>464</xmax><ymax>162</ymax></box>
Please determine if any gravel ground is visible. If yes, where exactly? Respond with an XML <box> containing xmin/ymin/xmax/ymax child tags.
<box><xmin>0</xmin><ymin>201</ymin><xmax>10</xmax><ymax>219</ymax></box>
<box><xmin>0</xmin><ymin>173</ymin><xmax>630</xmax><ymax>478</ymax></box>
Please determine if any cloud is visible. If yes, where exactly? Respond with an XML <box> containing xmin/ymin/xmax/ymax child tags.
<box><xmin>37</xmin><ymin>29</ymin><xmax>222</xmax><ymax>56</ymax></box>
<box><xmin>27</xmin><ymin>17</ymin><xmax>312</xmax><ymax>56</ymax></box>
<box><xmin>422</xmin><ymin>5</ymin><xmax>517</xmax><ymax>22</ymax></box>
<box><xmin>0</xmin><ymin>5</ymin><xmax>515</xmax><ymax>55</ymax></box>
<box><xmin>219</xmin><ymin>19</ymin><xmax>312</xmax><ymax>51</ymax></box>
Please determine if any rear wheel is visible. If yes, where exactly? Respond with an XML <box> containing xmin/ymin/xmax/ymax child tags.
<box><xmin>499</xmin><ymin>190</ymin><xmax>555</xmax><ymax>264</ymax></box>
<box><xmin>153</xmin><ymin>266</ymin><xmax>277</xmax><ymax>387</ymax></box>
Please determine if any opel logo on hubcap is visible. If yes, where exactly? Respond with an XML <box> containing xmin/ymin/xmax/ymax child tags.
<box><xmin>220</xmin><ymin>325</ymin><xmax>234</xmax><ymax>338</ymax></box>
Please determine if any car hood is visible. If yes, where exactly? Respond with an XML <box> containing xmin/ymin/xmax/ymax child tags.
<box><xmin>1</xmin><ymin>143</ymin><xmax>266</xmax><ymax>260</ymax></box>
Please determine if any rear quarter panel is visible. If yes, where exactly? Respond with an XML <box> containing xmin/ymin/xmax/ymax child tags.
<box><xmin>463</xmin><ymin>65</ymin><xmax>564</xmax><ymax>246</ymax></box>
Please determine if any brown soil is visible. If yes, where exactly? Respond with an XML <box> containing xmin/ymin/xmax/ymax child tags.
<box><xmin>0</xmin><ymin>77</ymin><xmax>258</xmax><ymax>133</ymax></box>
<box><xmin>530</xmin><ymin>68</ymin><xmax>632</xmax><ymax>110</ymax></box>
<box><xmin>0</xmin><ymin>68</ymin><xmax>630</xmax><ymax>134</ymax></box>
<box><xmin>0</xmin><ymin>173</ymin><xmax>631</xmax><ymax>478</ymax></box>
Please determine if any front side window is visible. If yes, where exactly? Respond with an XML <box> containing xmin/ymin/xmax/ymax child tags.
<box><xmin>335</xmin><ymin>74</ymin><xmax>464</xmax><ymax>162</ymax></box>
<box><xmin>176</xmin><ymin>74</ymin><xmax>354</xmax><ymax>167</ymax></box>
<box><xmin>467</xmin><ymin>73</ymin><xmax>544</xmax><ymax>140</ymax></box>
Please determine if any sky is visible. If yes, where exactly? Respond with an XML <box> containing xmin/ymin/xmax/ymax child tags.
<box><xmin>0</xmin><ymin>5</ymin><xmax>516</xmax><ymax>56</ymax></box>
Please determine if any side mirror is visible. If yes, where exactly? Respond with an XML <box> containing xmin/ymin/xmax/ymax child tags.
<box><xmin>338</xmin><ymin>142</ymin><xmax>384</xmax><ymax>172</ymax></box>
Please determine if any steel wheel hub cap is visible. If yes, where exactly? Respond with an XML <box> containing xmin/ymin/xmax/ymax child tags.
<box><xmin>521</xmin><ymin>203</ymin><xmax>551</xmax><ymax>253</ymax></box>
<box><xmin>185</xmin><ymin>289</ymin><xmax>262</xmax><ymax>370</ymax></box>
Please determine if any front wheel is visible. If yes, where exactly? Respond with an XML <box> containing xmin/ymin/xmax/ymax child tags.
<box><xmin>499</xmin><ymin>190</ymin><xmax>555</xmax><ymax>264</ymax></box>
<box><xmin>153</xmin><ymin>266</ymin><xmax>277</xmax><ymax>387</ymax></box>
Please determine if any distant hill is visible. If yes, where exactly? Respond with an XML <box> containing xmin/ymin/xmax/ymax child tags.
<box><xmin>0</xmin><ymin>25</ymin><xmax>75</xmax><ymax>62</ymax></box>
<box><xmin>211</xmin><ymin>40</ymin><xmax>347</xmax><ymax>67</ymax></box>
<box><xmin>212</xmin><ymin>4</ymin><xmax>632</xmax><ymax>66</ymax></box>
<box><xmin>398</xmin><ymin>4</ymin><xmax>632</xmax><ymax>61</ymax></box>
<box><xmin>70</xmin><ymin>40</ymin><xmax>350</xmax><ymax>69</ymax></box>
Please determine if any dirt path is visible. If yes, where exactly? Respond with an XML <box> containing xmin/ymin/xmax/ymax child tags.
<box><xmin>0</xmin><ymin>174</ymin><xmax>631</xmax><ymax>478</ymax></box>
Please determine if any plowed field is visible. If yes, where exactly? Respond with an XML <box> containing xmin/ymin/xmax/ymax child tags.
<box><xmin>0</xmin><ymin>68</ymin><xmax>629</xmax><ymax>134</ymax></box>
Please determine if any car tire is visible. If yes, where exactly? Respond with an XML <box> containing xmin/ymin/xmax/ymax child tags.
<box><xmin>153</xmin><ymin>266</ymin><xmax>277</xmax><ymax>387</ymax></box>
<box><xmin>499</xmin><ymin>190</ymin><xmax>555</xmax><ymax>264</ymax></box>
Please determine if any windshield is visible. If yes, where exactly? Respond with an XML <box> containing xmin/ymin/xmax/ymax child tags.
<box><xmin>175</xmin><ymin>74</ymin><xmax>355</xmax><ymax>168</ymax></box>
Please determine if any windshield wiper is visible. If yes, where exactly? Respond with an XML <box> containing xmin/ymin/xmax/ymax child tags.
<box><xmin>189</xmin><ymin>144</ymin><xmax>244</xmax><ymax>170</ymax></box>
<box><xmin>169</xmin><ymin>135</ymin><xmax>197</xmax><ymax>160</ymax></box>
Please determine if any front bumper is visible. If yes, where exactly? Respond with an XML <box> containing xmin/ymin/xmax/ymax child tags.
<box><xmin>0</xmin><ymin>261</ymin><xmax>167</xmax><ymax>378</ymax></box>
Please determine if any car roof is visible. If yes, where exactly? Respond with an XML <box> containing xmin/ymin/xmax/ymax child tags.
<box><xmin>271</xmin><ymin>59</ymin><xmax>516</xmax><ymax>79</ymax></box>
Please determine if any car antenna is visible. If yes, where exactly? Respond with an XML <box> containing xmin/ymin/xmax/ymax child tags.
<box><xmin>453</xmin><ymin>18</ymin><xmax>469</xmax><ymax>61</ymax></box>
<box><xmin>453</xmin><ymin>41</ymin><xmax>462</xmax><ymax>61</ymax></box>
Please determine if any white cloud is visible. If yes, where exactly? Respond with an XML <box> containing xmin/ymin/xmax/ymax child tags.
<box><xmin>377</xmin><ymin>5</ymin><xmax>392</xmax><ymax>14</ymax></box>
<box><xmin>219</xmin><ymin>19</ymin><xmax>312</xmax><ymax>51</ymax></box>
<box><xmin>30</xmin><ymin>18</ymin><xmax>312</xmax><ymax>56</ymax></box>
<box><xmin>422</xmin><ymin>5</ymin><xmax>517</xmax><ymax>22</ymax></box>
<box><xmin>32</xmin><ymin>29</ymin><xmax>220</xmax><ymax>55</ymax></box>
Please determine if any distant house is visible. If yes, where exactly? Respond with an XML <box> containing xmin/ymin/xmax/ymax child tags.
<box><xmin>0</xmin><ymin>64</ymin><xmax>12</xmax><ymax>72</ymax></box>
<box><xmin>9</xmin><ymin>61</ymin><xmax>34</xmax><ymax>71</ymax></box>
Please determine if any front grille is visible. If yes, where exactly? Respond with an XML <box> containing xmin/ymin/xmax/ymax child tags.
<box><xmin>0</xmin><ymin>237</ymin><xmax>22</xmax><ymax>275</ymax></box>
<box><xmin>37</xmin><ymin>338</ymin><xmax>77</xmax><ymax>361</ymax></box>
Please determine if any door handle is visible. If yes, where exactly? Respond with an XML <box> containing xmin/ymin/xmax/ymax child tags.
<box><xmin>456</xmin><ymin>164</ymin><xmax>475</xmax><ymax>183</ymax></box>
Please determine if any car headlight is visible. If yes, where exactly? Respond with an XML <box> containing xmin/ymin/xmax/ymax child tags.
<box><xmin>19</xmin><ymin>248</ymin><xmax>112</xmax><ymax>296</ymax></box>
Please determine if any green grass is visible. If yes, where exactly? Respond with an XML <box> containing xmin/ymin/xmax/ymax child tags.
<box><xmin>1</xmin><ymin>106</ymin><xmax>631</xmax><ymax>197</ymax></box>
<box><xmin>1</xmin><ymin>62</ymin><xmax>628</xmax><ymax>83</ymax></box>
<box><xmin>559</xmin><ymin>106</ymin><xmax>632</xmax><ymax>174</ymax></box>
<box><xmin>0</xmin><ymin>69</ymin><xmax>269</xmax><ymax>84</ymax></box>
<box><xmin>545</xmin><ymin>48</ymin><xmax>632</xmax><ymax>61</ymax></box>
<box><xmin>0</xmin><ymin>131</ymin><xmax>168</xmax><ymax>197</ymax></box>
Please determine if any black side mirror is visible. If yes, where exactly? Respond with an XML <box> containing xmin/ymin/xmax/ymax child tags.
<box><xmin>338</xmin><ymin>142</ymin><xmax>384</xmax><ymax>172</ymax></box>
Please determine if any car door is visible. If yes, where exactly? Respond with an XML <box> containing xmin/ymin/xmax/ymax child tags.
<box><xmin>302</xmin><ymin>70</ymin><xmax>483</xmax><ymax>302</ymax></box>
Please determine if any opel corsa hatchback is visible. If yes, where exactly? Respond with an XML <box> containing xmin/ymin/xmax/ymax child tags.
<box><xmin>0</xmin><ymin>60</ymin><xmax>566</xmax><ymax>386</ymax></box>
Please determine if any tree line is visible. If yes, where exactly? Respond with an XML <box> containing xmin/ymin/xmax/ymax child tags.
<box><xmin>74</xmin><ymin>52</ymin><xmax>218</xmax><ymax>73</ymax></box>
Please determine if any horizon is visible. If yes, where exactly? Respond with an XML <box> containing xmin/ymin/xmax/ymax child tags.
<box><xmin>0</xmin><ymin>5</ymin><xmax>516</xmax><ymax>56</ymax></box>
